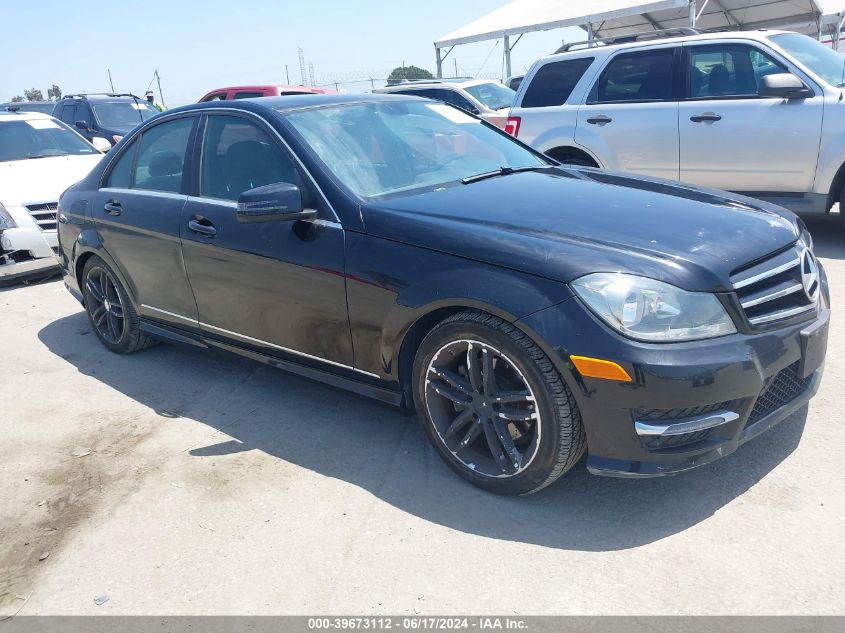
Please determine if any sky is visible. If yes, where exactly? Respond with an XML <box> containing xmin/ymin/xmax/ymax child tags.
<box><xmin>0</xmin><ymin>0</ymin><xmax>584</xmax><ymax>105</ymax></box>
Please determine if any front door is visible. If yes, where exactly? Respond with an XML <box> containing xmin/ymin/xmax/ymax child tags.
<box><xmin>180</xmin><ymin>113</ymin><xmax>353</xmax><ymax>370</ymax></box>
<box><xmin>575</xmin><ymin>47</ymin><xmax>680</xmax><ymax>180</ymax></box>
<box><xmin>93</xmin><ymin>114</ymin><xmax>200</xmax><ymax>329</ymax></box>
<box><xmin>678</xmin><ymin>42</ymin><xmax>824</xmax><ymax>193</ymax></box>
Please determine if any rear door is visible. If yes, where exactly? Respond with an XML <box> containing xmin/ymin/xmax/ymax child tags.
<box><xmin>575</xmin><ymin>46</ymin><xmax>680</xmax><ymax>180</ymax></box>
<box><xmin>678</xmin><ymin>42</ymin><xmax>824</xmax><ymax>193</ymax></box>
<box><xmin>93</xmin><ymin>114</ymin><xmax>200</xmax><ymax>328</ymax></box>
<box><xmin>180</xmin><ymin>112</ymin><xmax>353</xmax><ymax>369</ymax></box>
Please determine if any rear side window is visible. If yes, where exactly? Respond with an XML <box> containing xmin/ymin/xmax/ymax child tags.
<box><xmin>591</xmin><ymin>49</ymin><xmax>675</xmax><ymax>103</ymax></box>
<box><xmin>133</xmin><ymin>117</ymin><xmax>195</xmax><ymax>193</ymax></box>
<box><xmin>522</xmin><ymin>58</ymin><xmax>594</xmax><ymax>107</ymax></box>
<box><xmin>233</xmin><ymin>91</ymin><xmax>265</xmax><ymax>99</ymax></box>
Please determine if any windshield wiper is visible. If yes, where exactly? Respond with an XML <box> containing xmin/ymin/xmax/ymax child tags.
<box><xmin>28</xmin><ymin>151</ymin><xmax>71</xmax><ymax>159</ymax></box>
<box><xmin>461</xmin><ymin>165</ymin><xmax>545</xmax><ymax>185</ymax></box>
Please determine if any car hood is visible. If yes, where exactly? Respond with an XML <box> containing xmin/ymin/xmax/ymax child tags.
<box><xmin>361</xmin><ymin>168</ymin><xmax>801</xmax><ymax>292</ymax></box>
<box><xmin>0</xmin><ymin>154</ymin><xmax>104</xmax><ymax>206</ymax></box>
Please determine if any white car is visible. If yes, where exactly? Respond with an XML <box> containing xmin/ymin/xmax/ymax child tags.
<box><xmin>0</xmin><ymin>111</ymin><xmax>105</xmax><ymax>283</ymax></box>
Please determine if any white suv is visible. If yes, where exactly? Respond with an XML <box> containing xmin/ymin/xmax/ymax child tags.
<box><xmin>508</xmin><ymin>29</ymin><xmax>845</xmax><ymax>223</ymax></box>
<box><xmin>0</xmin><ymin>112</ymin><xmax>104</xmax><ymax>283</ymax></box>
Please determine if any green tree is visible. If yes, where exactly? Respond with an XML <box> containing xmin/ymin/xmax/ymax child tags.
<box><xmin>387</xmin><ymin>65</ymin><xmax>434</xmax><ymax>84</ymax></box>
<box><xmin>11</xmin><ymin>95</ymin><xmax>24</xmax><ymax>103</ymax></box>
<box><xmin>24</xmin><ymin>88</ymin><xmax>44</xmax><ymax>101</ymax></box>
<box><xmin>47</xmin><ymin>84</ymin><xmax>62</xmax><ymax>101</ymax></box>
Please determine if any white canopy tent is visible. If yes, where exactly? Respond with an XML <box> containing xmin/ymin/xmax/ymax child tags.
<box><xmin>434</xmin><ymin>0</ymin><xmax>845</xmax><ymax>78</ymax></box>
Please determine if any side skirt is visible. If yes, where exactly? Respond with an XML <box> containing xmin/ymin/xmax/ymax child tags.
<box><xmin>139</xmin><ymin>319</ymin><xmax>403</xmax><ymax>407</ymax></box>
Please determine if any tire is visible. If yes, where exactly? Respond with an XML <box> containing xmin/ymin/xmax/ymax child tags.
<box><xmin>81</xmin><ymin>256</ymin><xmax>156</xmax><ymax>354</ymax></box>
<box><xmin>412</xmin><ymin>310</ymin><xmax>586</xmax><ymax>495</ymax></box>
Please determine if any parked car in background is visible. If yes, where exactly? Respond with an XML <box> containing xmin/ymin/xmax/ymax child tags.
<box><xmin>58</xmin><ymin>94</ymin><xmax>827</xmax><ymax>494</ymax></box>
<box><xmin>2</xmin><ymin>101</ymin><xmax>57</xmax><ymax>115</ymax></box>
<box><xmin>198</xmin><ymin>85</ymin><xmax>334</xmax><ymax>102</ymax></box>
<box><xmin>52</xmin><ymin>94</ymin><xmax>159</xmax><ymax>147</ymax></box>
<box><xmin>375</xmin><ymin>78</ymin><xmax>516</xmax><ymax>128</ymax></box>
<box><xmin>505</xmin><ymin>75</ymin><xmax>524</xmax><ymax>91</ymax></box>
<box><xmin>508</xmin><ymin>29</ymin><xmax>845</xmax><ymax>225</ymax></box>
<box><xmin>0</xmin><ymin>111</ymin><xmax>103</xmax><ymax>284</ymax></box>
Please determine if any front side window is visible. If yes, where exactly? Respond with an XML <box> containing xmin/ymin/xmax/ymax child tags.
<box><xmin>0</xmin><ymin>118</ymin><xmax>98</xmax><ymax>161</ymax></box>
<box><xmin>201</xmin><ymin>93</ymin><xmax>228</xmax><ymax>102</ymax></box>
<box><xmin>444</xmin><ymin>90</ymin><xmax>479</xmax><ymax>114</ymax></box>
<box><xmin>592</xmin><ymin>49</ymin><xmax>675</xmax><ymax>103</ymax></box>
<box><xmin>132</xmin><ymin>117</ymin><xmax>194</xmax><ymax>193</ymax></box>
<box><xmin>59</xmin><ymin>104</ymin><xmax>78</xmax><ymax>124</ymax></box>
<box><xmin>92</xmin><ymin>101</ymin><xmax>159</xmax><ymax>128</ymax></box>
<box><xmin>200</xmin><ymin>115</ymin><xmax>301</xmax><ymax>201</ymax></box>
<box><xmin>687</xmin><ymin>45</ymin><xmax>787</xmax><ymax>98</ymax></box>
<box><xmin>463</xmin><ymin>82</ymin><xmax>516</xmax><ymax>111</ymax></box>
<box><xmin>522</xmin><ymin>58</ymin><xmax>594</xmax><ymax>107</ymax></box>
<box><xmin>284</xmin><ymin>100</ymin><xmax>547</xmax><ymax>200</ymax></box>
<box><xmin>75</xmin><ymin>103</ymin><xmax>93</xmax><ymax>127</ymax></box>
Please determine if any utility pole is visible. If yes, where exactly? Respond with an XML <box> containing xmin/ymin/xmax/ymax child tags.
<box><xmin>298</xmin><ymin>48</ymin><xmax>307</xmax><ymax>85</ymax></box>
<box><xmin>454</xmin><ymin>58</ymin><xmax>458</xmax><ymax>77</ymax></box>
<box><xmin>107</xmin><ymin>69</ymin><xmax>115</xmax><ymax>93</ymax></box>
<box><xmin>285</xmin><ymin>64</ymin><xmax>290</xmax><ymax>84</ymax></box>
<box><xmin>308</xmin><ymin>62</ymin><xmax>315</xmax><ymax>87</ymax></box>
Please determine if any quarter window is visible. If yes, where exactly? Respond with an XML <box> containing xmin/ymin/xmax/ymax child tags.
<box><xmin>106</xmin><ymin>139</ymin><xmax>137</xmax><ymax>188</ymax></box>
<box><xmin>200</xmin><ymin>115</ymin><xmax>302</xmax><ymax>201</ymax></box>
<box><xmin>687</xmin><ymin>45</ymin><xmax>788</xmax><ymax>98</ymax></box>
<box><xmin>522</xmin><ymin>57</ymin><xmax>594</xmax><ymax>107</ymax></box>
<box><xmin>133</xmin><ymin>117</ymin><xmax>194</xmax><ymax>193</ymax></box>
<box><xmin>592</xmin><ymin>49</ymin><xmax>675</xmax><ymax>103</ymax></box>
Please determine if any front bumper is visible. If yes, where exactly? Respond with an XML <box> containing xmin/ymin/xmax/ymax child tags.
<box><xmin>1</xmin><ymin>226</ymin><xmax>57</xmax><ymax>259</ymax></box>
<box><xmin>516</xmin><ymin>272</ymin><xmax>830</xmax><ymax>478</ymax></box>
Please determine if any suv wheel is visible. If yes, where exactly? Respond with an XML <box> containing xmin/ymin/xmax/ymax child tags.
<box><xmin>82</xmin><ymin>256</ymin><xmax>155</xmax><ymax>354</ymax></box>
<box><xmin>412</xmin><ymin>310</ymin><xmax>586</xmax><ymax>495</ymax></box>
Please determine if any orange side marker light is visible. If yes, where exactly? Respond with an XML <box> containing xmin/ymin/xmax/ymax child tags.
<box><xmin>570</xmin><ymin>355</ymin><xmax>633</xmax><ymax>382</ymax></box>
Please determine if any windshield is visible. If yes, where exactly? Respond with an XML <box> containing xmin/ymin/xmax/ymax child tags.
<box><xmin>283</xmin><ymin>101</ymin><xmax>546</xmax><ymax>199</ymax></box>
<box><xmin>0</xmin><ymin>118</ymin><xmax>98</xmax><ymax>161</ymax></box>
<box><xmin>770</xmin><ymin>32</ymin><xmax>845</xmax><ymax>86</ymax></box>
<box><xmin>464</xmin><ymin>82</ymin><xmax>516</xmax><ymax>111</ymax></box>
<box><xmin>92</xmin><ymin>101</ymin><xmax>159</xmax><ymax>128</ymax></box>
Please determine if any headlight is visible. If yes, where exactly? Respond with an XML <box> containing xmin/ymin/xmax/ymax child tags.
<box><xmin>0</xmin><ymin>202</ymin><xmax>17</xmax><ymax>230</ymax></box>
<box><xmin>571</xmin><ymin>273</ymin><xmax>736</xmax><ymax>342</ymax></box>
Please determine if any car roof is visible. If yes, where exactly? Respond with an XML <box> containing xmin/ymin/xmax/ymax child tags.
<box><xmin>60</xmin><ymin>94</ymin><xmax>144</xmax><ymax>103</ymax></box>
<box><xmin>379</xmin><ymin>78</ymin><xmax>494</xmax><ymax>90</ymax></box>
<box><xmin>164</xmin><ymin>93</ymin><xmax>422</xmax><ymax>117</ymax></box>
<box><xmin>542</xmin><ymin>28</ymin><xmax>790</xmax><ymax>61</ymax></box>
<box><xmin>0</xmin><ymin>111</ymin><xmax>54</xmax><ymax>122</ymax></box>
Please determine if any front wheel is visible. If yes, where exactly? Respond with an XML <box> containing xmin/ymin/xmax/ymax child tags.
<box><xmin>412</xmin><ymin>310</ymin><xmax>586</xmax><ymax>495</ymax></box>
<box><xmin>82</xmin><ymin>256</ymin><xmax>155</xmax><ymax>354</ymax></box>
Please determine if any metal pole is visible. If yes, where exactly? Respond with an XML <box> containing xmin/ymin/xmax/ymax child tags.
<box><xmin>689</xmin><ymin>0</ymin><xmax>697</xmax><ymax>28</ymax></box>
<box><xmin>436</xmin><ymin>46</ymin><xmax>442</xmax><ymax>79</ymax></box>
<box><xmin>285</xmin><ymin>65</ymin><xmax>290</xmax><ymax>84</ymax></box>
<box><xmin>155</xmin><ymin>69</ymin><xmax>165</xmax><ymax>108</ymax></box>
<box><xmin>107</xmin><ymin>69</ymin><xmax>114</xmax><ymax>93</ymax></box>
<box><xmin>504</xmin><ymin>35</ymin><xmax>512</xmax><ymax>79</ymax></box>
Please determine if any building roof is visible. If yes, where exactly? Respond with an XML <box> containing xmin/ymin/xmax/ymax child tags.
<box><xmin>435</xmin><ymin>0</ymin><xmax>840</xmax><ymax>48</ymax></box>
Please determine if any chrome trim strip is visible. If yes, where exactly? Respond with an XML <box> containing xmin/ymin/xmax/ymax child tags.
<box><xmin>200</xmin><ymin>321</ymin><xmax>380</xmax><ymax>378</ymax></box>
<box><xmin>732</xmin><ymin>257</ymin><xmax>800</xmax><ymax>289</ymax></box>
<box><xmin>740</xmin><ymin>283</ymin><xmax>803</xmax><ymax>308</ymax></box>
<box><xmin>635</xmin><ymin>410</ymin><xmax>740</xmax><ymax>437</ymax></box>
<box><xmin>141</xmin><ymin>304</ymin><xmax>199</xmax><ymax>325</ymax></box>
<box><xmin>186</xmin><ymin>195</ymin><xmax>238</xmax><ymax>209</ymax></box>
<box><xmin>100</xmin><ymin>187</ymin><xmax>188</xmax><ymax>202</ymax></box>
<box><xmin>141</xmin><ymin>304</ymin><xmax>380</xmax><ymax>378</ymax></box>
<box><xmin>748</xmin><ymin>303</ymin><xmax>816</xmax><ymax>325</ymax></box>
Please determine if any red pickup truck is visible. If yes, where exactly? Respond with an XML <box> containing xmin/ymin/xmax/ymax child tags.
<box><xmin>199</xmin><ymin>85</ymin><xmax>334</xmax><ymax>102</ymax></box>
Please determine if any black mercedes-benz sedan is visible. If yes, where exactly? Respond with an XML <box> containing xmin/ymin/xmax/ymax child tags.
<box><xmin>57</xmin><ymin>94</ymin><xmax>829</xmax><ymax>495</ymax></box>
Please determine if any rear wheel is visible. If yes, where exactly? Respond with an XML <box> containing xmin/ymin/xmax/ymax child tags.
<box><xmin>412</xmin><ymin>310</ymin><xmax>586</xmax><ymax>495</ymax></box>
<box><xmin>82</xmin><ymin>256</ymin><xmax>155</xmax><ymax>354</ymax></box>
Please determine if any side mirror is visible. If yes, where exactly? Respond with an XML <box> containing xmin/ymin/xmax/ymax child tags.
<box><xmin>91</xmin><ymin>137</ymin><xmax>111</xmax><ymax>153</ymax></box>
<box><xmin>74</xmin><ymin>120</ymin><xmax>89</xmax><ymax>131</ymax></box>
<box><xmin>759</xmin><ymin>73</ymin><xmax>812</xmax><ymax>99</ymax></box>
<box><xmin>236</xmin><ymin>183</ymin><xmax>317</xmax><ymax>223</ymax></box>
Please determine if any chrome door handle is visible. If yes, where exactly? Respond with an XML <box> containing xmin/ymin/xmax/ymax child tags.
<box><xmin>188</xmin><ymin>218</ymin><xmax>217</xmax><ymax>237</ymax></box>
<box><xmin>690</xmin><ymin>113</ymin><xmax>722</xmax><ymax>123</ymax></box>
<box><xmin>103</xmin><ymin>200</ymin><xmax>122</xmax><ymax>216</ymax></box>
<box><xmin>587</xmin><ymin>115</ymin><xmax>613</xmax><ymax>125</ymax></box>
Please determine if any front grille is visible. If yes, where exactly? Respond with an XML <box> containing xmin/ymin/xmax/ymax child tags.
<box><xmin>731</xmin><ymin>244</ymin><xmax>818</xmax><ymax>328</ymax></box>
<box><xmin>25</xmin><ymin>202</ymin><xmax>58</xmax><ymax>231</ymax></box>
<box><xmin>748</xmin><ymin>362</ymin><xmax>812</xmax><ymax>424</ymax></box>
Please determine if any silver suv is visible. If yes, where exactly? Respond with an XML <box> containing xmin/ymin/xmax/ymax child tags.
<box><xmin>508</xmin><ymin>29</ymin><xmax>845</xmax><ymax>224</ymax></box>
<box><xmin>375</xmin><ymin>78</ymin><xmax>516</xmax><ymax>129</ymax></box>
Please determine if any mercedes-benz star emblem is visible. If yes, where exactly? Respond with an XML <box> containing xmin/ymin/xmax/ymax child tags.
<box><xmin>800</xmin><ymin>249</ymin><xmax>820</xmax><ymax>302</ymax></box>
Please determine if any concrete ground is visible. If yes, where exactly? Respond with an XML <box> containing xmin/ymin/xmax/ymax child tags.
<box><xmin>1</xmin><ymin>216</ymin><xmax>844</xmax><ymax>616</ymax></box>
